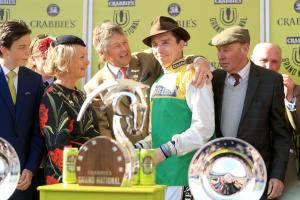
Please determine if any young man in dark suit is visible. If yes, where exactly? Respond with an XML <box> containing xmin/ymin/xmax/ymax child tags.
<box><xmin>0</xmin><ymin>20</ymin><xmax>44</xmax><ymax>199</ymax></box>
<box><xmin>210</xmin><ymin>26</ymin><xmax>290</xmax><ymax>200</ymax></box>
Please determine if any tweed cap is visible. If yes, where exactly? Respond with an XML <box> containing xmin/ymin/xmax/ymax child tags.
<box><xmin>209</xmin><ymin>26</ymin><xmax>250</xmax><ymax>46</ymax></box>
<box><xmin>143</xmin><ymin>16</ymin><xmax>190</xmax><ymax>47</ymax></box>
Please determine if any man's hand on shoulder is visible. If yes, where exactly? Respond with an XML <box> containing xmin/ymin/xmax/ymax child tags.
<box><xmin>186</xmin><ymin>57</ymin><xmax>213</xmax><ymax>87</ymax></box>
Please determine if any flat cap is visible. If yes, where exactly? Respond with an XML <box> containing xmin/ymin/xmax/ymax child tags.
<box><xmin>209</xmin><ymin>26</ymin><xmax>250</xmax><ymax>46</ymax></box>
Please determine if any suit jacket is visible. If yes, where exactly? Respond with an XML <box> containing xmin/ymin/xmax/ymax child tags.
<box><xmin>84</xmin><ymin>51</ymin><xmax>161</xmax><ymax>143</ymax></box>
<box><xmin>212</xmin><ymin>62</ymin><xmax>290</xmax><ymax>182</ymax></box>
<box><xmin>0</xmin><ymin>66</ymin><xmax>44</xmax><ymax>199</ymax></box>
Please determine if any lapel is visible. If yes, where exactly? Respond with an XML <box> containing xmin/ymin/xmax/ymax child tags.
<box><xmin>238</xmin><ymin>63</ymin><xmax>260</xmax><ymax>127</ymax></box>
<box><xmin>102</xmin><ymin>63</ymin><xmax>116</xmax><ymax>81</ymax></box>
<box><xmin>127</xmin><ymin>57</ymin><xmax>142</xmax><ymax>81</ymax></box>
<box><xmin>0</xmin><ymin>66</ymin><xmax>15</xmax><ymax>119</ymax></box>
<box><xmin>214</xmin><ymin>70</ymin><xmax>226</xmax><ymax>135</ymax></box>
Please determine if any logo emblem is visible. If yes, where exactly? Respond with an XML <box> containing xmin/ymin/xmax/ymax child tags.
<box><xmin>294</xmin><ymin>0</ymin><xmax>300</xmax><ymax>13</ymax></box>
<box><xmin>112</xmin><ymin>9</ymin><xmax>140</xmax><ymax>36</ymax></box>
<box><xmin>292</xmin><ymin>48</ymin><xmax>300</xmax><ymax>67</ymax></box>
<box><xmin>209</xmin><ymin>7</ymin><xmax>247</xmax><ymax>33</ymax></box>
<box><xmin>282</xmin><ymin>48</ymin><xmax>300</xmax><ymax>76</ymax></box>
<box><xmin>0</xmin><ymin>8</ymin><xmax>10</xmax><ymax>22</ymax></box>
<box><xmin>113</xmin><ymin>10</ymin><xmax>130</xmax><ymax>27</ymax></box>
<box><xmin>168</xmin><ymin>3</ymin><xmax>181</xmax><ymax>17</ymax></box>
<box><xmin>47</xmin><ymin>4</ymin><xmax>60</xmax><ymax>17</ymax></box>
<box><xmin>220</xmin><ymin>8</ymin><xmax>237</xmax><ymax>26</ymax></box>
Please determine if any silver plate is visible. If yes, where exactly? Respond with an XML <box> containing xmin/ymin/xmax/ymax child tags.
<box><xmin>0</xmin><ymin>137</ymin><xmax>20</xmax><ymax>200</ymax></box>
<box><xmin>189</xmin><ymin>137</ymin><xmax>267</xmax><ymax>200</ymax></box>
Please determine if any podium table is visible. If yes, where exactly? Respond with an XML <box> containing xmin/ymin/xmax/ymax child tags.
<box><xmin>38</xmin><ymin>184</ymin><xmax>165</xmax><ymax>200</ymax></box>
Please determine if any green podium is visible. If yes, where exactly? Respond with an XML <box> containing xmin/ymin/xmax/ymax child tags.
<box><xmin>38</xmin><ymin>184</ymin><xmax>165</xmax><ymax>200</ymax></box>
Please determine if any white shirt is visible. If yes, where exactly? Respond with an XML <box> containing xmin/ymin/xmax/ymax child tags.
<box><xmin>226</xmin><ymin>60</ymin><xmax>251</xmax><ymax>86</ymax></box>
<box><xmin>139</xmin><ymin>75</ymin><xmax>215</xmax><ymax>156</ymax></box>
<box><xmin>107</xmin><ymin>63</ymin><xmax>129</xmax><ymax>78</ymax></box>
<box><xmin>1</xmin><ymin>64</ymin><xmax>19</xmax><ymax>93</ymax></box>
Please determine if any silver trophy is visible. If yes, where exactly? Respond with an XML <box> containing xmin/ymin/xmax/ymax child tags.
<box><xmin>77</xmin><ymin>79</ymin><xmax>148</xmax><ymax>186</ymax></box>
<box><xmin>0</xmin><ymin>137</ymin><xmax>20</xmax><ymax>200</ymax></box>
<box><xmin>188</xmin><ymin>137</ymin><xmax>267</xmax><ymax>200</ymax></box>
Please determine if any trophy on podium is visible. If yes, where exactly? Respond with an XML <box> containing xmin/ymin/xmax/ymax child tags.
<box><xmin>76</xmin><ymin>79</ymin><xmax>148</xmax><ymax>186</ymax></box>
<box><xmin>188</xmin><ymin>137</ymin><xmax>267</xmax><ymax>200</ymax></box>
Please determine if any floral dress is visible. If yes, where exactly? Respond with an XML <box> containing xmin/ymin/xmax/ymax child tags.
<box><xmin>39</xmin><ymin>83</ymin><xmax>100</xmax><ymax>184</ymax></box>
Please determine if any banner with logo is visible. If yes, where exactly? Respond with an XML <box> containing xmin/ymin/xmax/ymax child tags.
<box><xmin>91</xmin><ymin>0</ymin><xmax>261</xmax><ymax>75</ymax></box>
<box><xmin>0</xmin><ymin>0</ymin><xmax>86</xmax><ymax>86</ymax></box>
<box><xmin>269</xmin><ymin>0</ymin><xmax>300</xmax><ymax>84</ymax></box>
<box><xmin>0</xmin><ymin>0</ymin><xmax>84</xmax><ymax>37</ymax></box>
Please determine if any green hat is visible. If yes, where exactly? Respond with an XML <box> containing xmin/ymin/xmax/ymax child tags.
<box><xmin>209</xmin><ymin>26</ymin><xmax>250</xmax><ymax>46</ymax></box>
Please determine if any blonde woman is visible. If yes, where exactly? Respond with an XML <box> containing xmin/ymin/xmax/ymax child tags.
<box><xmin>39</xmin><ymin>35</ymin><xmax>100</xmax><ymax>184</ymax></box>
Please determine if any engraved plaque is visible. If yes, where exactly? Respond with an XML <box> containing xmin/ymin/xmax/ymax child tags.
<box><xmin>76</xmin><ymin>136</ymin><xmax>127</xmax><ymax>186</ymax></box>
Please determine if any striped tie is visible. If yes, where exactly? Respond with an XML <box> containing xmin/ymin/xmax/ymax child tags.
<box><xmin>231</xmin><ymin>73</ymin><xmax>240</xmax><ymax>87</ymax></box>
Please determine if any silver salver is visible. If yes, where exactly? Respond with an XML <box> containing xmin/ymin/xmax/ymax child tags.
<box><xmin>0</xmin><ymin>137</ymin><xmax>20</xmax><ymax>200</ymax></box>
<box><xmin>188</xmin><ymin>137</ymin><xmax>267</xmax><ymax>200</ymax></box>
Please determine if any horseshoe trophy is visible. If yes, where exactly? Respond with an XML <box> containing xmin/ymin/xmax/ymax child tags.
<box><xmin>76</xmin><ymin>79</ymin><xmax>148</xmax><ymax>186</ymax></box>
<box><xmin>188</xmin><ymin>137</ymin><xmax>267</xmax><ymax>200</ymax></box>
<box><xmin>0</xmin><ymin>137</ymin><xmax>20</xmax><ymax>200</ymax></box>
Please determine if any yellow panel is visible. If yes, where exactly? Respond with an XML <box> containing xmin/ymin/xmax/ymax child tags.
<box><xmin>270</xmin><ymin>0</ymin><xmax>300</xmax><ymax>84</ymax></box>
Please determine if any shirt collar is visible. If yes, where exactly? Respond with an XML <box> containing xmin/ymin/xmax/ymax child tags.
<box><xmin>107</xmin><ymin>63</ymin><xmax>129</xmax><ymax>77</ymax></box>
<box><xmin>226</xmin><ymin>60</ymin><xmax>251</xmax><ymax>80</ymax></box>
<box><xmin>1</xmin><ymin>64</ymin><xmax>19</xmax><ymax>76</ymax></box>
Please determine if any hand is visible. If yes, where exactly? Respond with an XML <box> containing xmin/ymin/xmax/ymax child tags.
<box><xmin>282</xmin><ymin>74</ymin><xmax>295</xmax><ymax>101</ymax></box>
<box><xmin>267</xmin><ymin>178</ymin><xmax>284</xmax><ymax>199</ymax></box>
<box><xmin>17</xmin><ymin>169</ymin><xmax>33</xmax><ymax>191</ymax></box>
<box><xmin>186</xmin><ymin>58</ymin><xmax>213</xmax><ymax>87</ymax></box>
<box><xmin>155</xmin><ymin>148</ymin><xmax>166</xmax><ymax>165</ymax></box>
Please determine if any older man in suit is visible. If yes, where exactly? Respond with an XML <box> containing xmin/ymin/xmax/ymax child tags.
<box><xmin>0</xmin><ymin>20</ymin><xmax>44</xmax><ymax>199</ymax></box>
<box><xmin>84</xmin><ymin>21</ymin><xmax>210</xmax><ymax>143</ymax></box>
<box><xmin>252</xmin><ymin>42</ymin><xmax>300</xmax><ymax>199</ymax></box>
<box><xmin>210</xmin><ymin>26</ymin><xmax>290</xmax><ymax>199</ymax></box>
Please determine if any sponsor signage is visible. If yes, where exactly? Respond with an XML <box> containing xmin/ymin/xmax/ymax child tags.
<box><xmin>0</xmin><ymin>0</ymin><xmax>16</xmax><ymax>5</ymax></box>
<box><xmin>108</xmin><ymin>0</ymin><xmax>135</xmax><ymax>7</ymax></box>
<box><xmin>91</xmin><ymin>0</ymin><xmax>260</xmax><ymax>76</ymax></box>
<box><xmin>270</xmin><ymin>0</ymin><xmax>300</xmax><ymax>83</ymax></box>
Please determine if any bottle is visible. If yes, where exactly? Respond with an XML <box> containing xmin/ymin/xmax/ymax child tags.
<box><xmin>139</xmin><ymin>149</ymin><xmax>156</xmax><ymax>185</ymax></box>
<box><xmin>63</xmin><ymin>147</ymin><xmax>78</xmax><ymax>184</ymax></box>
